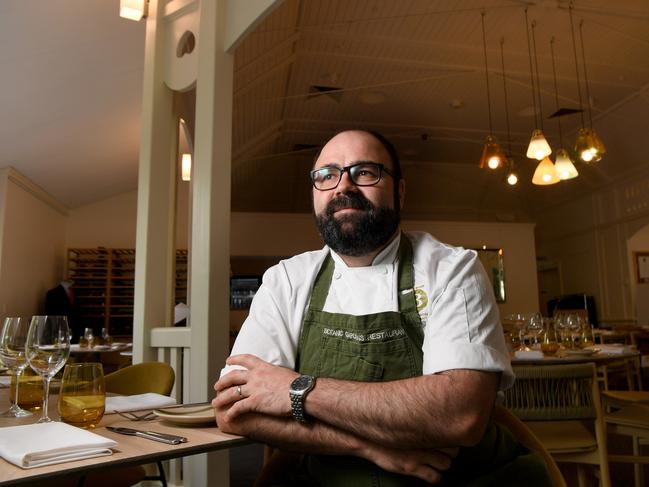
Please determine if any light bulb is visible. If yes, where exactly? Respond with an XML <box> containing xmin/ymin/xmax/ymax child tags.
<box><xmin>488</xmin><ymin>157</ymin><xmax>500</xmax><ymax>169</ymax></box>
<box><xmin>507</xmin><ymin>173</ymin><xmax>518</xmax><ymax>185</ymax></box>
<box><xmin>581</xmin><ymin>150</ymin><xmax>593</xmax><ymax>162</ymax></box>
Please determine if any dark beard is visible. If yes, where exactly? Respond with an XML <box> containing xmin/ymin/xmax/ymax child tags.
<box><xmin>314</xmin><ymin>192</ymin><xmax>400</xmax><ymax>257</ymax></box>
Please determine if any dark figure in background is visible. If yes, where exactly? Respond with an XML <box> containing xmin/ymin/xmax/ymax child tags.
<box><xmin>44</xmin><ymin>280</ymin><xmax>80</xmax><ymax>341</ymax></box>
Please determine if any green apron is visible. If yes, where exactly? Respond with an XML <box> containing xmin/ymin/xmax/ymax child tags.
<box><xmin>290</xmin><ymin>234</ymin><xmax>551</xmax><ymax>486</ymax></box>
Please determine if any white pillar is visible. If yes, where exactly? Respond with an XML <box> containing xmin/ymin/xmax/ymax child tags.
<box><xmin>133</xmin><ymin>0</ymin><xmax>177</xmax><ymax>364</ymax></box>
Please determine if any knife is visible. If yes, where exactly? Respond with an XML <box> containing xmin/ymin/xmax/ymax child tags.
<box><xmin>106</xmin><ymin>426</ymin><xmax>188</xmax><ymax>445</ymax></box>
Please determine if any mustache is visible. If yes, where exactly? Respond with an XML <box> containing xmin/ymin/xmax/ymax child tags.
<box><xmin>326</xmin><ymin>192</ymin><xmax>373</xmax><ymax>216</ymax></box>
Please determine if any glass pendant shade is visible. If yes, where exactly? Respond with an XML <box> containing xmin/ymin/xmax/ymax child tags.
<box><xmin>554</xmin><ymin>149</ymin><xmax>578</xmax><ymax>180</ymax></box>
<box><xmin>590</xmin><ymin>129</ymin><xmax>606</xmax><ymax>159</ymax></box>
<box><xmin>532</xmin><ymin>156</ymin><xmax>560</xmax><ymax>185</ymax></box>
<box><xmin>575</xmin><ymin>128</ymin><xmax>598</xmax><ymax>162</ymax></box>
<box><xmin>526</xmin><ymin>129</ymin><xmax>552</xmax><ymax>160</ymax></box>
<box><xmin>479</xmin><ymin>135</ymin><xmax>506</xmax><ymax>170</ymax></box>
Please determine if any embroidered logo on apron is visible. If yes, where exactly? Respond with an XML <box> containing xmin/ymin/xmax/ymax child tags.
<box><xmin>322</xmin><ymin>327</ymin><xmax>406</xmax><ymax>342</ymax></box>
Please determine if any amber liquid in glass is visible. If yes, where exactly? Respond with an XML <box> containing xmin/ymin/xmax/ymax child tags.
<box><xmin>10</xmin><ymin>370</ymin><xmax>43</xmax><ymax>411</ymax></box>
<box><xmin>58</xmin><ymin>395</ymin><xmax>105</xmax><ymax>428</ymax></box>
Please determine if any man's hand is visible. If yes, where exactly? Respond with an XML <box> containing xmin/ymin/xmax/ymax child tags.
<box><xmin>362</xmin><ymin>444</ymin><xmax>459</xmax><ymax>485</ymax></box>
<box><xmin>213</xmin><ymin>354</ymin><xmax>299</xmax><ymax>422</ymax></box>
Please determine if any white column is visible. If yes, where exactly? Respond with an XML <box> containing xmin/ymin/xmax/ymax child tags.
<box><xmin>133</xmin><ymin>0</ymin><xmax>177</xmax><ymax>364</ymax></box>
<box><xmin>186</xmin><ymin>0</ymin><xmax>233</xmax><ymax>483</ymax></box>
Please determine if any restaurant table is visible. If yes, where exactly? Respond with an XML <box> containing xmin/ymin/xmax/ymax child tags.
<box><xmin>510</xmin><ymin>349</ymin><xmax>640</xmax><ymax>366</ymax></box>
<box><xmin>0</xmin><ymin>389</ymin><xmax>249</xmax><ymax>486</ymax></box>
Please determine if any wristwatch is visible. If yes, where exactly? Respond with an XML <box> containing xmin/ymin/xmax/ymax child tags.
<box><xmin>289</xmin><ymin>375</ymin><xmax>316</xmax><ymax>422</ymax></box>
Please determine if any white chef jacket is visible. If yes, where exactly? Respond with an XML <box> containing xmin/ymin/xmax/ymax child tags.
<box><xmin>224</xmin><ymin>231</ymin><xmax>514</xmax><ymax>389</ymax></box>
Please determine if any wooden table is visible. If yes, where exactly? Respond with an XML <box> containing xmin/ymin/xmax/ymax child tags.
<box><xmin>510</xmin><ymin>350</ymin><xmax>640</xmax><ymax>366</ymax></box>
<box><xmin>0</xmin><ymin>390</ymin><xmax>249</xmax><ymax>485</ymax></box>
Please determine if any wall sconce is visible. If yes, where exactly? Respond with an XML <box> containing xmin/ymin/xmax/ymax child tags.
<box><xmin>181</xmin><ymin>153</ymin><xmax>192</xmax><ymax>181</ymax></box>
<box><xmin>120</xmin><ymin>0</ymin><xmax>148</xmax><ymax>21</ymax></box>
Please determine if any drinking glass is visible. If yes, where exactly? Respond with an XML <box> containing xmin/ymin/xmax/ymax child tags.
<box><xmin>101</xmin><ymin>328</ymin><xmax>113</xmax><ymax>347</ymax></box>
<box><xmin>566</xmin><ymin>314</ymin><xmax>582</xmax><ymax>348</ymax></box>
<box><xmin>540</xmin><ymin>318</ymin><xmax>560</xmax><ymax>355</ymax></box>
<box><xmin>508</xmin><ymin>313</ymin><xmax>529</xmax><ymax>352</ymax></box>
<box><xmin>25</xmin><ymin>315</ymin><xmax>71</xmax><ymax>423</ymax></box>
<box><xmin>82</xmin><ymin>327</ymin><xmax>95</xmax><ymax>348</ymax></box>
<box><xmin>0</xmin><ymin>317</ymin><xmax>33</xmax><ymax>417</ymax></box>
<box><xmin>58</xmin><ymin>363</ymin><xmax>105</xmax><ymax>429</ymax></box>
<box><xmin>526</xmin><ymin>313</ymin><xmax>545</xmax><ymax>349</ymax></box>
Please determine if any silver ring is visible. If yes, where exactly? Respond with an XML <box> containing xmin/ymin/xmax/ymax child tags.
<box><xmin>236</xmin><ymin>385</ymin><xmax>242</xmax><ymax>396</ymax></box>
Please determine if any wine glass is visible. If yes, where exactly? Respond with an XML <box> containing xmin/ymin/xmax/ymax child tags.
<box><xmin>0</xmin><ymin>317</ymin><xmax>33</xmax><ymax>417</ymax></box>
<box><xmin>507</xmin><ymin>313</ymin><xmax>529</xmax><ymax>352</ymax></box>
<box><xmin>565</xmin><ymin>313</ymin><xmax>582</xmax><ymax>348</ymax></box>
<box><xmin>526</xmin><ymin>313</ymin><xmax>545</xmax><ymax>349</ymax></box>
<box><xmin>25</xmin><ymin>315</ymin><xmax>71</xmax><ymax>423</ymax></box>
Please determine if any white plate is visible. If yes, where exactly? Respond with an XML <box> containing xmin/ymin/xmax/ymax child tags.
<box><xmin>92</xmin><ymin>345</ymin><xmax>111</xmax><ymax>350</ymax></box>
<box><xmin>153</xmin><ymin>404</ymin><xmax>216</xmax><ymax>426</ymax></box>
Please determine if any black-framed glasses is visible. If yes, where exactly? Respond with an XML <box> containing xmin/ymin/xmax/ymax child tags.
<box><xmin>310</xmin><ymin>162</ymin><xmax>396</xmax><ymax>191</ymax></box>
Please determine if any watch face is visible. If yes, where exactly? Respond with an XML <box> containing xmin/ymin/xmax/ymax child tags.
<box><xmin>292</xmin><ymin>375</ymin><xmax>313</xmax><ymax>392</ymax></box>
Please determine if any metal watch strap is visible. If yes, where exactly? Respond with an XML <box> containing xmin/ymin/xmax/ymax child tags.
<box><xmin>290</xmin><ymin>391</ymin><xmax>308</xmax><ymax>422</ymax></box>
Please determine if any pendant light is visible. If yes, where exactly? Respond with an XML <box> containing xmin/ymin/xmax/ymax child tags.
<box><xmin>568</xmin><ymin>6</ymin><xmax>603</xmax><ymax>163</ymax></box>
<box><xmin>478</xmin><ymin>11</ymin><xmax>506</xmax><ymax>170</ymax></box>
<box><xmin>579</xmin><ymin>19</ymin><xmax>606</xmax><ymax>161</ymax></box>
<box><xmin>550</xmin><ymin>37</ymin><xmax>578</xmax><ymax>180</ymax></box>
<box><xmin>525</xmin><ymin>10</ymin><xmax>551</xmax><ymax>161</ymax></box>
<box><xmin>532</xmin><ymin>156</ymin><xmax>560</xmax><ymax>185</ymax></box>
<box><xmin>499</xmin><ymin>38</ymin><xmax>518</xmax><ymax>186</ymax></box>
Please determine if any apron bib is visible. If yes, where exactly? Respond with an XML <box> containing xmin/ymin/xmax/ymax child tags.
<box><xmin>289</xmin><ymin>235</ymin><xmax>550</xmax><ymax>487</ymax></box>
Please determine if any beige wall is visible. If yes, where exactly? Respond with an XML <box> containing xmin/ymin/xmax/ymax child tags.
<box><xmin>64</xmin><ymin>189</ymin><xmax>539</xmax><ymax>317</ymax></box>
<box><xmin>0</xmin><ymin>169</ymin><xmax>67</xmax><ymax>319</ymax></box>
<box><xmin>536</xmin><ymin>164</ymin><xmax>649</xmax><ymax>324</ymax></box>
<box><xmin>628</xmin><ymin>222</ymin><xmax>649</xmax><ymax>325</ymax></box>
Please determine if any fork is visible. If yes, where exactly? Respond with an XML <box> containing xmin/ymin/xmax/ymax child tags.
<box><xmin>117</xmin><ymin>410</ymin><xmax>157</xmax><ymax>421</ymax></box>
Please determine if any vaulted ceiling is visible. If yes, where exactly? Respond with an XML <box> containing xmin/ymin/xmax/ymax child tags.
<box><xmin>2</xmin><ymin>0</ymin><xmax>648</xmax><ymax>222</ymax></box>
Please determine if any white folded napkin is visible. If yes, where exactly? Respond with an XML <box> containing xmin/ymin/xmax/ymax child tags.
<box><xmin>597</xmin><ymin>344</ymin><xmax>635</xmax><ymax>355</ymax></box>
<box><xmin>514</xmin><ymin>350</ymin><xmax>544</xmax><ymax>360</ymax></box>
<box><xmin>104</xmin><ymin>393</ymin><xmax>176</xmax><ymax>413</ymax></box>
<box><xmin>0</xmin><ymin>422</ymin><xmax>116</xmax><ymax>469</ymax></box>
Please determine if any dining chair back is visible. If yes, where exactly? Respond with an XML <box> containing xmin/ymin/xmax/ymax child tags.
<box><xmin>103</xmin><ymin>361</ymin><xmax>175</xmax><ymax>487</ymax></box>
<box><xmin>492</xmin><ymin>405</ymin><xmax>567</xmax><ymax>487</ymax></box>
<box><xmin>504</xmin><ymin>363</ymin><xmax>611</xmax><ymax>487</ymax></box>
<box><xmin>602</xmin><ymin>390</ymin><xmax>649</xmax><ymax>487</ymax></box>
<box><xmin>104</xmin><ymin>361</ymin><xmax>175</xmax><ymax>396</ymax></box>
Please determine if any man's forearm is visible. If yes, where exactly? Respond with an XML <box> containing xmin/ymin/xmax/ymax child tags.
<box><xmin>305</xmin><ymin>370</ymin><xmax>499</xmax><ymax>448</ymax></box>
<box><xmin>216</xmin><ymin>410</ymin><xmax>454</xmax><ymax>484</ymax></box>
<box><xmin>218</xmin><ymin>410</ymin><xmax>365</xmax><ymax>456</ymax></box>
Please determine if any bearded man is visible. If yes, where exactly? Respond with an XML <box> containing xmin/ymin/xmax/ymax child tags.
<box><xmin>213</xmin><ymin>130</ymin><xmax>550</xmax><ymax>486</ymax></box>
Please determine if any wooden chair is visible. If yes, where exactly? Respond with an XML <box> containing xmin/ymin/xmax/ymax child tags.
<box><xmin>504</xmin><ymin>363</ymin><xmax>611</xmax><ymax>487</ymax></box>
<box><xmin>602</xmin><ymin>390</ymin><xmax>649</xmax><ymax>487</ymax></box>
<box><xmin>493</xmin><ymin>405</ymin><xmax>567</xmax><ymax>487</ymax></box>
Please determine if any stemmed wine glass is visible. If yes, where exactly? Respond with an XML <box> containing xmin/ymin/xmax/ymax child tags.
<box><xmin>526</xmin><ymin>313</ymin><xmax>545</xmax><ymax>349</ymax></box>
<box><xmin>0</xmin><ymin>317</ymin><xmax>33</xmax><ymax>417</ymax></box>
<box><xmin>25</xmin><ymin>316</ymin><xmax>71</xmax><ymax>423</ymax></box>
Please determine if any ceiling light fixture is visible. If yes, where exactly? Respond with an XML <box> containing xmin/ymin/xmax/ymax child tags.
<box><xmin>524</xmin><ymin>10</ymin><xmax>552</xmax><ymax>161</ymax></box>
<box><xmin>119</xmin><ymin>0</ymin><xmax>148</xmax><ymax>21</ymax></box>
<box><xmin>578</xmin><ymin>18</ymin><xmax>606</xmax><ymax>162</ymax></box>
<box><xmin>532</xmin><ymin>156</ymin><xmax>560</xmax><ymax>185</ymax></box>
<box><xmin>478</xmin><ymin>11</ymin><xmax>506</xmax><ymax>170</ymax></box>
<box><xmin>550</xmin><ymin>37</ymin><xmax>578</xmax><ymax>180</ymax></box>
<box><xmin>499</xmin><ymin>38</ymin><xmax>518</xmax><ymax>186</ymax></box>
<box><xmin>568</xmin><ymin>5</ymin><xmax>604</xmax><ymax>163</ymax></box>
<box><xmin>181</xmin><ymin>153</ymin><xmax>192</xmax><ymax>182</ymax></box>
